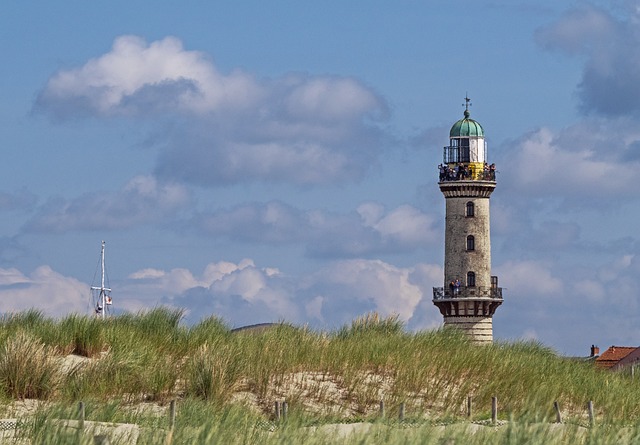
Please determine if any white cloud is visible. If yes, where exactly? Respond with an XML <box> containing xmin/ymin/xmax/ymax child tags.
<box><xmin>500</xmin><ymin>122</ymin><xmax>640</xmax><ymax>202</ymax></box>
<box><xmin>536</xmin><ymin>4</ymin><xmax>640</xmax><ymax>116</ymax></box>
<box><xmin>282</xmin><ymin>76</ymin><xmax>382</xmax><ymax>122</ymax></box>
<box><xmin>24</xmin><ymin>175</ymin><xmax>191</xmax><ymax>233</ymax></box>
<box><xmin>0</xmin><ymin>266</ymin><xmax>87</xmax><ymax>316</ymax></box>
<box><xmin>535</xmin><ymin>5</ymin><xmax>616</xmax><ymax>56</ymax></box>
<box><xmin>496</xmin><ymin>260</ymin><xmax>563</xmax><ymax>297</ymax></box>
<box><xmin>194</xmin><ymin>201</ymin><xmax>439</xmax><ymax>257</ymax></box>
<box><xmin>303</xmin><ymin>259</ymin><xmax>432</xmax><ymax>323</ymax></box>
<box><xmin>119</xmin><ymin>259</ymin><xmax>297</xmax><ymax>324</ymax></box>
<box><xmin>117</xmin><ymin>258</ymin><xmax>441</xmax><ymax>330</ymax></box>
<box><xmin>359</xmin><ymin>203</ymin><xmax>439</xmax><ymax>246</ymax></box>
<box><xmin>37</xmin><ymin>35</ymin><xmax>383</xmax><ymax>121</ymax></box>
<box><xmin>36</xmin><ymin>35</ymin><xmax>389</xmax><ymax>187</ymax></box>
<box><xmin>36</xmin><ymin>35</ymin><xmax>260</xmax><ymax>117</ymax></box>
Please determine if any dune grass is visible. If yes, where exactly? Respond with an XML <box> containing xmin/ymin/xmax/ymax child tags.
<box><xmin>0</xmin><ymin>309</ymin><xmax>638</xmax><ymax>443</ymax></box>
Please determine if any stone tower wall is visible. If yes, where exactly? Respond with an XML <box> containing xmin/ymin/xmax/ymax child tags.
<box><xmin>435</xmin><ymin>180</ymin><xmax>499</xmax><ymax>344</ymax></box>
<box><xmin>443</xmin><ymin>193</ymin><xmax>492</xmax><ymax>288</ymax></box>
<box><xmin>444</xmin><ymin>316</ymin><xmax>493</xmax><ymax>344</ymax></box>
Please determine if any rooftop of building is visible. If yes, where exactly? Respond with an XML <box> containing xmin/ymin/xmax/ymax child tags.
<box><xmin>449</xmin><ymin>109</ymin><xmax>484</xmax><ymax>138</ymax></box>
<box><xmin>595</xmin><ymin>346</ymin><xmax>638</xmax><ymax>369</ymax></box>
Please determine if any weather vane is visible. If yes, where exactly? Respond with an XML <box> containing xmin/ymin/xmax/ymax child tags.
<box><xmin>462</xmin><ymin>93</ymin><xmax>472</xmax><ymax>112</ymax></box>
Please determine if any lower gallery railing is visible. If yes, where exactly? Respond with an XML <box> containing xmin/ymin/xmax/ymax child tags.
<box><xmin>432</xmin><ymin>286</ymin><xmax>502</xmax><ymax>300</ymax></box>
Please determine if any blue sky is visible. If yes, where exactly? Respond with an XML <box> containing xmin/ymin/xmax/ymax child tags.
<box><xmin>1</xmin><ymin>1</ymin><xmax>639</xmax><ymax>355</ymax></box>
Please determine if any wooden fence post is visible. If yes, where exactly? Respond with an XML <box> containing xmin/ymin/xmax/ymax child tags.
<box><xmin>399</xmin><ymin>403</ymin><xmax>405</xmax><ymax>421</ymax></box>
<box><xmin>78</xmin><ymin>401</ymin><xmax>85</xmax><ymax>430</ymax></box>
<box><xmin>587</xmin><ymin>400</ymin><xmax>594</xmax><ymax>427</ymax></box>
<box><xmin>491</xmin><ymin>396</ymin><xmax>497</xmax><ymax>425</ymax></box>
<box><xmin>467</xmin><ymin>396</ymin><xmax>472</xmax><ymax>418</ymax></box>
<box><xmin>169</xmin><ymin>400</ymin><xmax>176</xmax><ymax>430</ymax></box>
<box><xmin>379</xmin><ymin>401</ymin><xmax>385</xmax><ymax>418</ymax></box>
<box><xmin>553</xmin><ymin>401</ymin><xmax>562</xmax><ymax>423</ymax></box>
<box><xmin>282</xmin><ymin>401</ymin><xmax>288</xmax><ymax>421</ymax></box>
<box><xmin>274</xmin><ymin>401</ymin><xmax>281</xmax><ymax>421</ymax></box>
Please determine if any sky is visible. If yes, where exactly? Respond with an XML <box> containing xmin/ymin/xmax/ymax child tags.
<box><xmin>1</xmin><ymin>0</ymin><xmax>640</xmax><ymax>356</ymax></box>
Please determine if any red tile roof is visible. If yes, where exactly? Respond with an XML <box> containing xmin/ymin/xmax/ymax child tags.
<box><xmin>595</xmin><ymin>346</ymin><xmax>637</xmax><ymax>369</ymax></box>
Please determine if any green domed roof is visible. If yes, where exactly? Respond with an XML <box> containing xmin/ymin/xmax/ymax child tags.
<box><xmin>449</xmin><ymin>109</ymin><xmax>484</xmax><ymax>138</ymax></box>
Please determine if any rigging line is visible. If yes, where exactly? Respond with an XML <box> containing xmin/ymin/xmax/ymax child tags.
<box><xmin>104</xmin><ymin>263</ymin><xmax>110</xmax><ymax>289</ymax></box>
<box><xmin>89</xmin><ymin>250</ymin><xmax>101</xmax><ymax>312</ymax></box>
<box><xmin>91</xmin><ymin>253</ymin><xmax>100</xmax><ymax>289</ymax></box>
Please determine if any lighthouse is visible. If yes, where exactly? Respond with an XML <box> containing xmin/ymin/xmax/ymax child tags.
<box><xmin>432</xmin><ymin>97</ymin><xmax>503</xmax><ymax>344</ymax></box>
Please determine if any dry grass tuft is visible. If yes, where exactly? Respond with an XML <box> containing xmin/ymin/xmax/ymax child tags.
<box><xmin>0</xmin><ymin>330</ymin><xmax>59</xmax><ymax>399</ymax></box>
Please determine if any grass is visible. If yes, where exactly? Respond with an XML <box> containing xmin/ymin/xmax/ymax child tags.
<box><xmin>0</xmin><ymin>330</ymin><xmax>59</xmax><ymax>399</ymax></box>
<box><xmin>0</xmin><ymin>309</ymin><xmax>639</xmax><ymax>443</ymax></box>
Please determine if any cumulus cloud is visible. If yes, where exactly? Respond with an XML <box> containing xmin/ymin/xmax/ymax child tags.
<box><xmin>357</xmin><ymin>203</ymin><xmax>438</xmax><ymax>246</ymax></box>
<box><xmin>35</xmin><ymin>35</ymin><xmax>260</xmax><ymax>118</ymax></box>
<box><xmin>35</xmin><ymin>35</ymin><xmax>389</xmax><ymax>186</ymax></box>
<box><xmin>118</xmin><ymin>259</ymin><xmax>294</xmax><ymax>326</ymax></box>
<box><xmin>0</xmin><ymin>266</ymin><xmax>88</xmax><ymax>316</ymax></box>
<box><xmin>113</xmin><ymin>258</ymin><xmax>442</xmax><ymax>330</ymax></box>
<box><xmin>496</xmin><ymin>260</ymin><xmax>564</xmax><ymax>298</ymax></box>
<box><xmin>2</xmin><ymin>251</ymin><xmax>638</xmax><ymax>356</ymax></box>
<box><xmin>499</xmin><ymin>120</ymin><xmax>640</xmax><ymax>203</ymax></box>
<box><xmin>303</xmin><ymin>259</ymin><xmax>426</xmax><ymax>322</ymax></box>
<box><xmin>536</xmin><ymin>4</ymin><xmax>640</xmax><ymax>116</ymax></box>
<box><xmin>193</xmin><ymin>201</ymin><xmax>309</xmax><ymax>244</ymax></box>
<box><xmin>494</xmin><ymin>250</ymin><xmax>640</xmax><ymax>354</ymax></box>
<box><xmin>24</xmin><ymin>175</ymin><xmax>191</xmax><ymax>233</ymax></box>
<box><xmin>192</xmin><ymin>200</ymin><xmax>439</xmax><ymax>257</ymax></box>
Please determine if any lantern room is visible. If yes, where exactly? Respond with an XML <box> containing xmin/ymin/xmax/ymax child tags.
<box><xmin>440</xmin><ymin>98</ymin><xmax>493</xmax><ymax>182</ymax></box>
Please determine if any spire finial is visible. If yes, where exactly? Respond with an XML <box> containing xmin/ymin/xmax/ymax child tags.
<box><xmin>462</xmin><ymin>93</ymin><xmax>472</xmax><ymax>118</ymax></box>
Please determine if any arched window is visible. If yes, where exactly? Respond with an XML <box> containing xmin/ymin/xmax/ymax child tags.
<box><xmin>467</xmin><ymin>271</ymin><xmax>476</xmax><ymax>287</ymax></box>
<box><xmin>466</xmin><ymin>235</ymin><xmax>475</xmax><ymax>251</ymax></box>
<box><xmin>466</xmin><ymin>201</ymin><xmax>474</xmax><ymax>217</ymax></box>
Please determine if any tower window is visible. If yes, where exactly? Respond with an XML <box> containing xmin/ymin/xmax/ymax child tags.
<box><xmin>460</xmin><ymin>139</ymin><xmax>470</xmax><ymax>162</ymax></box>
<box><xmin>467</xmin><ymin>271</ymin><xmax>476</xmax><ymax>287</ymax></box>
<box><xmin>466</xmin><ymin>235</ymin><xmax>475</xmax><ymax>251</ymax></box>
<box><xmin>466</xmin><ymin>201</ymin><xmax>475</xmax><ymax>217</ymax></box>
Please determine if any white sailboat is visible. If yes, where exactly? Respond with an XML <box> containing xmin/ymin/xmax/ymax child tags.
<box><xmin>91</xmin><ymin>240</ymin><xmax>113</xmax><ymax>318</ymax></box>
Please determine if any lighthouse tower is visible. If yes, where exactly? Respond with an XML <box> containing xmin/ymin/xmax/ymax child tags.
<box><xmin>432</xmin><ymin>97</ymin><xmax>503</xmax><ymax>344</ymax></box>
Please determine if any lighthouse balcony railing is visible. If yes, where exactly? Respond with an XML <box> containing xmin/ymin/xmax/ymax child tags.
<box><xmin>432</xmin><ymin>286</ymin><xmax>503</xmax><ymax>300</ymax></box>
<box><xmin>438</xmin><ymin>165</ymin><xmax>496</xmax><ymax>182</ymax></box>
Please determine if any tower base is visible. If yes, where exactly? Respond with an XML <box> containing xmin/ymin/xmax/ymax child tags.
<box><xmin>444</xmin><ymin>316</ymin><xmax>493</xmax><ymax>344</ymax></box>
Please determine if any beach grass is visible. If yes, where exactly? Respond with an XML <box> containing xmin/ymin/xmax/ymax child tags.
<box><xmin>0</xmin><ymin>309</ymin><xmax>638</xmax><ymax>443</ymax></box>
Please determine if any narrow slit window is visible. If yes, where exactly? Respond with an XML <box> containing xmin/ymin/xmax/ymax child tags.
<box><xmin>466</xmin><ymin>235</ymin><xmax>475</xmax><ymax>251</ymax></box>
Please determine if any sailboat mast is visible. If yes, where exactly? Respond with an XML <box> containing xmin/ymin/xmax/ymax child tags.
<box><xmin>100</xmin><ymin>240</ymin><xmax>106</xmax><ymax>320</ymax></box>
<box><xmin>91</xmin><ymin>240</ymin><xmax>112</xmax><ymax>318</ymax></box>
